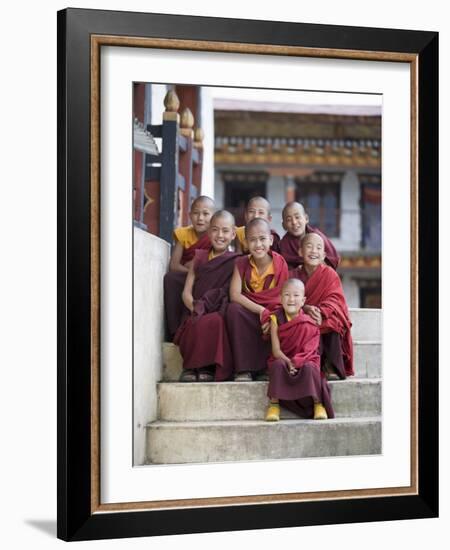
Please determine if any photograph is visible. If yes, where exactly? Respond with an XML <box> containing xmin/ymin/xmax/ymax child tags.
<box><xmin>132</xmin><ymin>82</ymin><xmax>383</xmax><ymax>467</ymax></box>
<box><xmin>54</xmin><ymin>6</ymin><xmax>438</xmax><ymax>541</ymax></box>
<box><xmin>1</xmin><ymin>0</ymin><xmax>446</xmax><ymax>548</ymax></box>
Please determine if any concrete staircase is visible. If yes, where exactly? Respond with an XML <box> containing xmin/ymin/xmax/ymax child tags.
<box><xmin>146</xmin><ymin>308</ymin><xmax>382</xmax><ymax>464</ymax></box>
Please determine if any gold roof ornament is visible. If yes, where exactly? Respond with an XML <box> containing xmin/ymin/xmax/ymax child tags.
<box><xmin>163</xmin><ymin>90</ymin><xmax>180</xmax><ymax>121</ymax></box>
<box><xmin>194</xmin><ymin>127</ymin><xmax>204</xmax><ymax>149</ymax></box>
<box><xmin>180</xmin><ymin>108</ymin><xmax>195</xmax><ymax>138</ymax></box>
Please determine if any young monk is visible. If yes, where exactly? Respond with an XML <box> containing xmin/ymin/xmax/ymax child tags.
<box><xmin>174</xmin><ymin>210</ymin><xmax>238</xmax><ymax>382</ymax></box>
<box><xmin>164</xmin><ymin>196</ymin><xmax>215</xmax><ymax>340</ymax></box>
<box><xmin>265</xmin><ymin>278</ymin><xmax>334</xmax><ymax>421</ymax></box>
<box><xmin>169</xmin><ymin>195</ymin><xmax>215</xmax><ymax>272</ymax></box>
<box><xmin>235</xmin><ymin>196</ymin><xmax>281</xmax><ymax>254</ymax></box>
<box><xmin>226</xmin><ymin>218</ymin><xmax>289</xmax><ymax>381</ymax></box>
<box><xmin>279</xmin><ymin>201</ymin><xmax>340</xmax><ymax>270</ymax></box>
<box><xmin>293</xmin><ymin>232</ymin><xmax>354</xmax><ymax>379</ymax></box>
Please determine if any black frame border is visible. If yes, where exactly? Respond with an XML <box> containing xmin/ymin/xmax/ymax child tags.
<box><xmin>57</xmin><ymin>8</ymin><xmax>438</xmax><ymax>541</ymax></box>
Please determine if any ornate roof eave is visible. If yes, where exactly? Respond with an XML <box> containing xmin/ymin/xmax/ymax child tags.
<box><xmin>214</xmin><ymin>152</ymin><xmax>381</xmax><ymax>169</ymax></box>
<box><xmin>338</xmin><ymin>255</ymin><xmax>382</xmax><ymax>270</ymax></box>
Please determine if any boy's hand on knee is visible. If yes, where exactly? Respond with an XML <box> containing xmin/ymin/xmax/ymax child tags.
<box><xmin>287</xmin><ymin>360</ymin><xmax>297</xmax><ymax>375</ymax></box>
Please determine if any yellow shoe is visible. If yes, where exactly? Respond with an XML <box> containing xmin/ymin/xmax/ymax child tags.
<box><xmin>265</xmin><ymin>403</ymin><xmax>280</xmax><ymax>422</ymax></box>
<box><xmin>314</xmin><ymin>402</ymin><xmax>328</xmax><ymax>420</ymax></box>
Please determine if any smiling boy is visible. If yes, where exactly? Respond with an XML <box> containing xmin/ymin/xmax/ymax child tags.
<box><xmin>174</xmin><ymin>210</ymin><xmax>238</xmax><ymax>382</ymax></box>
<box><xmin>235</xmin><ymin>196</ymin><xmax>281</xmax><ymax>254</ymax></box>
<box><xmin>226</xmin><ymin>218</ymin><xmax>288</xmax><ymax>381</ymax></box>
<box><xmin>164</xmin><ymin>195</ymin><xmax>215</xmax><ymax>340</ymax></box>
<box><xmin>169</xmin><ymin>195</ymin><xmax>215</xmax><ymax>272</ymax></box>
<box><xmin>293</xmin><ymin>232</ymin><xmax>354</xmax><ymax>379</ymax></box>
<box><xmin>279</xmin><ymin>201</ymin><xmax>340</xmax><ymax>270</ymax></box>
<box><xmin>265</xmin><ymin>278</ymin><xmax>334</xmax><ymax>421</ymax></box>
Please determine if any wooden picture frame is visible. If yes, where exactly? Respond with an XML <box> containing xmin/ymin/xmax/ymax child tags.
<box><xmin>57</xmin><ymin>8</ymin><xmax>438</xmax><ymax>541</ymax></box>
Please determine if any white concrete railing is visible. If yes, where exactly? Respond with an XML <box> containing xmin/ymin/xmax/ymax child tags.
<box><xmin>133</xmin><ymin>228</ymin><xmax>170</xmax><ymax>465</ymax></box>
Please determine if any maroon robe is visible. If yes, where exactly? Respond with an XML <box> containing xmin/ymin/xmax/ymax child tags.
<box><xmin>267</xmin><ymin>309</ymin><xmax>334</xmax><ymax>419</ymax></box>
<box><xmin>164</xmin><ymin>271</ymin><xmax>188</xmax><ymax>341</ymax></box>
<box><xmin>270</xmin><ymin>230</ymin><xmax>281</xmax><ymax>254</ymax></box>
<box><xmin>226</xmin><ymin>251</ymin><xmax>289</xmax><ymax>374</ymax></box>
<box><xmin>174</xmin><ymin>250</ymin><xmax>238</xmax><ymax>381</ymax></box>
<box><xmin>237</xmin><ymin>251</ymin><xmax>289</xmax><ymax>314</ymax></box>
<box><xmin>180</xmin><ymin>232</ymin><xmax>211</xmax><ymax>265</ymax></box>
<box><xmin>295</xmin><ymin>263</ymin><xmax>354</xmax><ymax>378</ymax></box>
<box><xmin>279</xmin><ymin>225</ymin><xmax>340</xmax><ymax>270</ymax></box>
<box><xmin>164</xmin><ymin>233</ymin><xmax>212</xmax><ymax>340</ymax></box>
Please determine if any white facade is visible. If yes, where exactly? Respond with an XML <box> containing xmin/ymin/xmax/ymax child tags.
<box><xmin>133</xmin><ymin>228</ymin><xmax>170</xmax><ymax>465</ymax></box>
<box><xmin>214</xmin><ymin>167</ymin><xmax>380</xmax><ymax>308</ymax></box>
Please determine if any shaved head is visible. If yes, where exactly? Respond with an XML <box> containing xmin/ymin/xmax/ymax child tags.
<box><xmin>247</xmin><ymin>196</ymin><xmax>271</xmax><ymax>213</ymax></box>
<box><xmin>301</xmin><ymin>232</ymin><xmax>324</xmax><ymax>249</ymax></box>
<box><xmin>210</xmin><ymin>209</ymin><xmax>235</xmax><ymax>226</ymax></box>
<box><xmin>245</xmin><ymin>217</ymin><xmax>271</xmax><ymax>237</ymax></box>
<box><xmin>282</xmin><ymin>201</ymin><xmax>306</xmax><ymax>220</ymax></box>
<box><xmin>191</xmin><ymin>195</ymin><xmax>215</xmax><ymax>211</ymax></box>
<box><xmin>281</xmin><ymin>278</ymin><xmax>305</xmax><ymax>293</ymax></box>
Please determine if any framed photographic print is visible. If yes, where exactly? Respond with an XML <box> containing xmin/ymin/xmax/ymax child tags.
<box><xmin>57</xmin><ymin>8</ymin><xmax>438</xmax><ymax>541</ymax></box>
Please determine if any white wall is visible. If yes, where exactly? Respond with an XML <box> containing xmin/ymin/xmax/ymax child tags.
<box><xmin>150</xmin><ymin>84</ymin><xmax>168</xmax><ymax>153</ymax></box>
<box><xmin>133</xmin><ymin>229</ymin><xmax>170</xmax><ymax>465</ymax></box>
<box><xmin>342</xmin><ymin>275</ymin><xmax>360</xmax><ymax>308</ymax></box>
<box><xmin>2</xmin><ymin>2</ymin><xmax>448</xmax><ymax>550</ymax></box>
<box><xmin>150</xmin><ymin>84</ymin><xmax>169</xmax><ymax>125</ymax></box>
<box><xmin>267</xmin><ymin>175</ymin><xmax>285</xmax><ymax>236</ymax></box>
<box><xmin>334</xmin><ymin>170</ymin><xmax>362</xmax><ymax>251</ymax></box>
<box><xmin>215</xmin><ymin>167</ymin><xmax>365</xmax><ymax>249</ymax></box>
<box><xmin>214</xmin><ymin>168</ymin><xmax>225</xmax><ymax>208</ymax></box>
<box><xmin>200</xmin><ymin>87</ymin><xmax>216</xmax><ymax>199</ymax></box>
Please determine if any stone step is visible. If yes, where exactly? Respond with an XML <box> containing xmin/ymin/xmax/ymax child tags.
<box><xmin>157</xmin><ymin>378</ymin><xmax>381</xmax><ymax>422</ymax></box>
<box><xmin>146</xmin><ymin>417</ymin><xmax>382</xmax><ymax>464</ymax></box>
<box><xmin>162</xmin><ymin>340</ymin><xmax>381</xmax><ymax>381</ymax></box>
<box><xmin>349</xmin><ymin>308</ymin><xmax>381</xmax><ymax>342</ymax></box>
<box><xmin>353</xmin><ymin>341</ymin><xmax>381</xmax><ymax>378</ymax></box>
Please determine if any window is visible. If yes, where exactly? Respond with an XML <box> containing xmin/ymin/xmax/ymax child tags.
<box><xmin>295</xmin><ymin>172</ymin><xmax>341</xmax><ymax>237</ymax></box>
<box><xmin>360</xmin><ymin>283</ymin><xmax>382</xmax><ymax>308</ymax></box>
<box><xmin>360</xmin><ymin>174</ymin><xmax>381</xmax><ymax>251</ymax></box>
<box><xmin>222</xmin><ymin>172</ymin><xmax>268</xmax><ymax>226</ymax></box>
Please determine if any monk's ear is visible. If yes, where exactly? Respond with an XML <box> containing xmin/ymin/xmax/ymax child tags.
<box><xmin>282</xmin><ymin>218</ymin><xmax>287</xmax><ymax>231</ymax></box>
<box><xmin>268</xmin><ymin>233</ymin><xmax>274</xmax><ymax>246</ymax></box>
<box><xmin>267</xmin><ymin>213</ymin><xmax>273</xmax><ymax>222</ymax></box>
<box><xmin>231</xmin><ymin>227</ymin><xmax>237</xmax><ymax>240</ymax></box>
<box><xmin>301</xmin><ymin>296</ymin><xmax>306</xmax><ymax>307</ymax></box>
<box><xmin>304</xmin><ymin>212</ymin><xmax>309</xmax><ymax>224</ymax></box>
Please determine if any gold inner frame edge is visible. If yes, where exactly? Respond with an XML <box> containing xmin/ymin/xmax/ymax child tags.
<box><xmin>90</xmin><ymin>34</ymin><xmax>419</xmax><ymax>514</ymax></box>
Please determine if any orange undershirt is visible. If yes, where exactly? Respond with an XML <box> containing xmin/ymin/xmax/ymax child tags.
<box><xmin>244</xmin><ymin>256</ymin><xmax>276</xmax><ymax>293</ymax></box>
<box><xmin>173</xmin><ymin>226</ymin><xmax>199</xmax><ymax>249</ymax></box>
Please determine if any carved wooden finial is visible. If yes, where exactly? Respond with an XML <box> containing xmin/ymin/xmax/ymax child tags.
<box><xmin>193</xmin><ymin>127</ymin><xmax>204</xmax><ymax>149</ymax></box>
<box><xmin>194</xmin><ymin>127</ymin><xmax>204</xmax><ymax>142</ymax></box>
<box><xmin>180</xmin><ymin>108</ymin><xmax>195</xmax><ymax>138</ymax></box>
<box><xmin>163</xmin><ymin>90</ymin><xmax>180</xmax><ymax>121</ymax></box>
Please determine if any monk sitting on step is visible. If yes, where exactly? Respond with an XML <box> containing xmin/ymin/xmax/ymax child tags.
<box><xmin>265</xmin><ymin>278</ymin><xmax>334</xmax><ymax>422</ymax></box>
<box><xmin>226</xmin><ymin>218</ymin><xmax>288</xmax><ymax>382</ymax></box>
<box><xmin>164</xmin><ymin>195</ymin><xmax>215</xmax><ymax>340</ymax></box>
<box><xmin>235</xmin><ymin>196</ymin><xmax>281</xmax><ymax>254</ymax></box>
<box><xmin>292</xmin><ymin>232</ymin><xmax>354</xmax><ymax>380</ymax></box>
<box><xmin>279</xmin><ymin>201</ymin><xmax>340</xmax><ymax>270</ymax></box>
<box><xmin>174</xmin><ymin>210</ymin><xmax>238</xmax><ymax>382</ymax></box>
